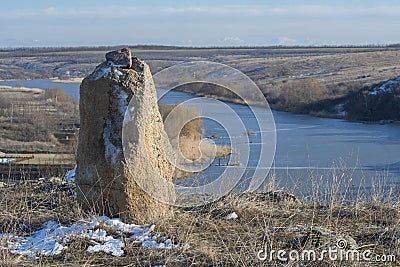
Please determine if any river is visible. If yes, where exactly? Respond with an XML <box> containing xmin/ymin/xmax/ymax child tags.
<box><xmin>1</xmin><ymin>79</ymin><xmax>400</xmax><ymax>201</ymax></box>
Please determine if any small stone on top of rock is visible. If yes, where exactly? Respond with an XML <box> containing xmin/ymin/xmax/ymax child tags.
<box><xmin>106</xmin><ymin>47</ymin><xmax>132</xmax><ymax>68</ymax></box>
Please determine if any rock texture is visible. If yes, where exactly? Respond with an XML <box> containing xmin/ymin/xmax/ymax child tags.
<box><xmin>105</xmin><ymin>47</ymin><xmax>132</xmax><ymax>68</ymax></box>
<box><xmin>76</xmin><ymin>48</ymin><xmax>175</xmax><ymax>224</ymax></box>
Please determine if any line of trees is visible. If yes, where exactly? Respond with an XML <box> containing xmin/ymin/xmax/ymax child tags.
<box><xmin>2</xmin><ymin>43</ymin><xmax>400</xmax><ymax>53</ymax></box>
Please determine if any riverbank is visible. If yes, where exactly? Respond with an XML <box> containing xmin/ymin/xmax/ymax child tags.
<box><xmin>0</xmin><ymin>85</ymin><xmax>44</xmax><ymax>94</ymax></box>
<box><xmin>173</xmin><ymin>71</ymin><xmax>400</xmax><ymax>123</ymax></box>
<box><xmin>52</xmin><ymin>77</ymin><xmax>84</xmax><ymax>83</ymax></box>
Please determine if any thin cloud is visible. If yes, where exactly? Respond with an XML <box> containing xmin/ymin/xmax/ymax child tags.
<box><xmin>1</xmin><ymin>5</ymin><xmax>400</xmax><ymax>20</ymax></box>
<box><xmin>220</xmin><ymin>37</ymin><xmax>245</xmax><ymax>43</ymax></box>
<box><xmin>277</xmin><ymin>37</ymin><xmax>297</xmax><ymax>45</ymax></box>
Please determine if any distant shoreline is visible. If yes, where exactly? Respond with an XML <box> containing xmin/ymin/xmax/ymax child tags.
<box><xmin>52</xmin><ymin>77</ymin><xmax>84</xmax><ymax>83</ymax></box>
<box><xmin>0</xmin><ymin>85</ymin><xmax>43</xmax><ymax>93</ymax></box>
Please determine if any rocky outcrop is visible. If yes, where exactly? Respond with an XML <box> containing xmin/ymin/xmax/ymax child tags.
<box><xmin>76</xmin><ymin>48</ymin><xmax>176</xmax><ymax>224</ymax></box>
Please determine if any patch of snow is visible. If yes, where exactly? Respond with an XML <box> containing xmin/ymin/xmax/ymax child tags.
<box><xmin>115</xmin><ymin>86</ymin><xmax>129</xmax><ymax>119</ymax></box>
<box><xmin>107</xmin><ymin>61</ymin><xmax>127</xmax><ymax>68</ymax></box>
<box><xmin>114</xmin><ymin>69</ymin><xmax>123</xmax><ymax>79</ymax></box>
<box><xmin>87</xmin><ymin>237</ymin><xmax>124</xmax><ymax>257</ymax></box>
<box><xmin>177</xmin><ymin>61</ymin><xmax>195</xmax><ymax>66</ymax></box>
<box><xmin>63</xmin><ymin>165</ymin><xmax>76</xmax><ymax>181</ymax></box>
<box><xmin>225</xmin><ymin>212</ymin><xmax>238</xmax><ymax>220</ymax></box>
<box><xmin>103</xmin><ymin>119</ymin><xmax>121</xmax><ymax>165</ymax></box>
<box><xmin>103</xmin><ymin>86</ymin><xmax>128</xmax><ymax>165</ymax></box>
<box><xmin>99</xmin><ymin>216</ymin><xmax>154</xmax><ymax>235</ymax></box>
<box><xmin>334</xmin><ymin>103</ymin><xmax>347</xmax><ymax>117</ymax></box>
<box><xmin>207</xmin><ymin>68</ymin><xmax>238</xmax><ymax>79</ymax></box>
<box><xmin>142</xmin><ymin>238</ymin><xmax>176</xmax><ymax>249</ymax></box>
<box><xmin>0</xmin><ymin>216</ymin><xmax>177</xmax><ymax>258</ymax></box>
<box><xmin>93</xmin><ymin>66</ymin><xmax>111</xmax><ymax>80</ymax></box>
<box><xmin>0</xmin><ymin>158</ymin><xmax>15</xmax><ymax>163</ymax></box>
<box><xmin>369</xmin><ymin>76</ymin><xmax>400</xmax><ymax>95</ymax></box>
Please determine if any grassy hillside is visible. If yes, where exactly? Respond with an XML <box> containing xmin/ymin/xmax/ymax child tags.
<box><xmin>0</xmin><ymin>176</ymin><xmax>398</xmax><ymax>266</ymax></box>
<box><xmin>1</xmin><ymin>46</ymin><xmax>399</xmax><ymax>122</ymax></box>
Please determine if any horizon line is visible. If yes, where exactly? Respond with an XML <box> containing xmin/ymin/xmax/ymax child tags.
<box><xmin>1</xmin><ymin>43</ymin><xmax>400</xmax><ymax>51</ymax></box>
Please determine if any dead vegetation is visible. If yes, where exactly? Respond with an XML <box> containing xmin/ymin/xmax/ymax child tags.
<box><xmin>270</xmin><ymin>78</ymin><xmax>329</xmax><ymax>113</ymax></box>
<box><xmin>0</xmin><ymin>176</ymin><xmax>398</xmax><ymax>266</ymax></box>
<box><xmin>159</xmin><ymin>103</ymin><xmax>230</xmax><ymax>164</ymax></box>
<box><xmin>0</xmin><ymin>87</ymin><xmax>79</xmax><ymax>154</ymax></box>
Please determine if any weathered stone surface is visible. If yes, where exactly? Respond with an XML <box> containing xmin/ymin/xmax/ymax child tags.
<box><xmin>76</xmin><ymin>53</ymin><xmax>176</xmax><ymax>224</ymax></box>
<box><xmin>105</xmin><ymin>47</ymin><xmax>132</xmax><ymax>68</ymax></box>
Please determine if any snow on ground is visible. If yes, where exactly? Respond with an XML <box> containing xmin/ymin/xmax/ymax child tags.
<box><xmin>0</xmin><ymin>158</ymin><xmax>15</xmax><ymax>163</ymax></box>
<box><xmin>0</xmin><ymin>216</ymin><xmax>178</xmax><ymax>258</ymax></box>
<box><xmin>334</xmin><ymin>103</ymin><xmax>347</xmax><ymax>117</ymax></box>
<box><xmin>63</xmin><ymin>165</ymin><xmax>76</xmax><ymax>181</ymax></box>
<box><xmin>369</xmin><ymin>76</ymin><xmax>400</xmax><ymax>95</ymax></box>
<box><xmin>225</xmin><ymin>212</ymin><xmax>238</xmax><ymax>220</ymax></box>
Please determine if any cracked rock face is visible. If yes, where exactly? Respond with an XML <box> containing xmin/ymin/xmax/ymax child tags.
<box><xmin>76</xmin><ymin>48</ymin><xmax>175</xmax><ymax>224</ymax></box>
<box><xmin>105</xmin><ymin>47</ymin><xmax>132</xmax><ymax>68</ymax></box>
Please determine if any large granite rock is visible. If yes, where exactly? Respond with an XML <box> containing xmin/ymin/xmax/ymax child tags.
<box><xmin>76</xmin><ymin>48</ymin><xmax>175</xmax><ymax>224</ymax></box>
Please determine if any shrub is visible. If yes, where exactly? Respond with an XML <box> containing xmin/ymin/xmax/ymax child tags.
<box><xmin>159</xmin><ymin>103</ymin><xmax>204</xmax><ymax>140</ymax></box>
<box><xmin>0</xmin><ymin>97</ymin><xmax>11</xmax><ymax>109</ymax></box>
<box><xmin>345</xmin><ymin>90</ymin><xmax>400</xmax><ymax>121</ymax></box>
<box><xmin>44</xmin><ymin>87</ymin><xmax>72</xmax><ymax>103</ymax></box>
<box><xmin>276</xmin><ymin>78</ymin><xmax>328</xmax><ymax>113</ymax></box>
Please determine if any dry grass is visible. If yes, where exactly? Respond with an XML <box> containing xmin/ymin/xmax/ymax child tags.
<box><xmin>159</xmin><ymin>103</ymin><xmax>231</xmax><ymax>179</ymax></box>
<box><xmin>4</xmin><ymin>154</ymin><xmax>75</xmax><ymax>165</ymax></box>
<box><xmin>51</xmin><ymin>78</ymin><xmax>84</xmax><ymax>83</ymax></box>
<box><xmin>0</xmin><ymin>86</ymin><xmax>78</xmax><ymax>154</ymax></box>
<box><xmin>178</xmin><ymin>137</ymin><xmax>231</xmax><ymax>161</ymax></box>
<box><xmin>0</xmin><ymin>173</ymin><xmax>398</xmax><ymax>266</ymax></box>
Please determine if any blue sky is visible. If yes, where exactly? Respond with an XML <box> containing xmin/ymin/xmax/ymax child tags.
<box><xmin>1</xmin><ymin>0</ymin><xmax>400</xmax><ymax>47</ymax></box>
